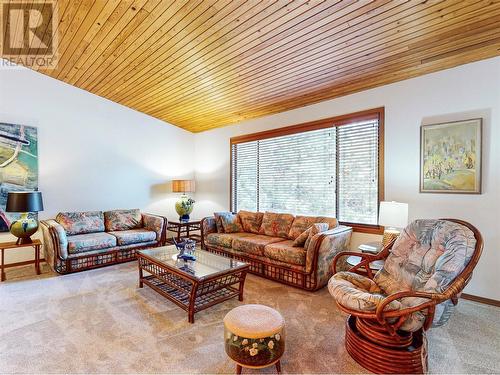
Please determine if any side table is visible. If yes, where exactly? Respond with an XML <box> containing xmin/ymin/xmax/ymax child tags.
<box><xmin>346</xmin><ymin>255</ymin><xmax>384</xmax><ymax>272</ymax></box>
<box><xmin>0</xmin><ymin>239</ymin><xmax>42</xmax><ymax>281</ymax></box>
<box><xmin>166</xmin><ymin>219</ymin><xmax>202</xmax><ymax>244</ymax></box>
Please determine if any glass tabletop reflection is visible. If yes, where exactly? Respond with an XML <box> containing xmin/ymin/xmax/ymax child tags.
<box><xmin>138</xmin><ymin>245</ymin><xmax>248</xmax><ymax>279</ymax></box>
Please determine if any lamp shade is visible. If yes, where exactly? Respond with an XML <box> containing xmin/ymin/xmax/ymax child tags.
<box><xmin>172</xmin><ymin>180</ymin><xmax>195</xmax><ymax>193</ymax></box>
<box><xmin>378</xmin><ymin>201</ymin><xmax>408</xmax><ymax>228</ymax></box>
<box><xmin>6</xmin><ymin>191</ymin><xmax>44</xmax><ymax>212</ymax></box>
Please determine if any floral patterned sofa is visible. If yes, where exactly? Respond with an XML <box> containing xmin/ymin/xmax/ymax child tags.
<box><xmin>41</xmin><ymin>209</ymin><xmax>167</xmax><ymax>274</ymax></box>
<box><xmin>201</xmin><ymin>211</ymin><xmax>352</xmax><ymax>291</ymax></box>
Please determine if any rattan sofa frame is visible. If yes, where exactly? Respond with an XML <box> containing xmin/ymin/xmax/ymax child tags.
<box><xmin>41</xmin><ymin>214</ymin><xmax>167</xmax><ymax>274</ymax></box>
<box><xmin>201</xmin><ymin>217</ymin><xmax>352</xmax><ymax>291</ymax></box>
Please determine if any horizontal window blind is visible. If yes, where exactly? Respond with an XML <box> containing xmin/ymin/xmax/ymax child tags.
<box><xmin>231</xmin><ymin>111</ymin><xmax>381</xmax><ymax>225</ymax></box>
<box><xmin>337</xmin><ymin>120</ymin><xmax>379</xmax><ymax>224</ymax></box>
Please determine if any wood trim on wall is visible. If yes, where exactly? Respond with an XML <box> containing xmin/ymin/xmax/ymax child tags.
<box><xmin>229</xmin><ymin>107</ymin><xmax>385</xmax><ymax>233</ymax></box>
<box><xmin>230</xmin><ymin>107</ymin><xmax>384</xmax><ymax>144</ymax></box>
<box><xmin>461</xmin><ymin>293</ymin><xmax>500</xmax><ymax>307</ymax></box>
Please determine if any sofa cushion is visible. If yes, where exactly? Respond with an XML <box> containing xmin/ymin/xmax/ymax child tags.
<box><xmin>233</xmin><ymin>235</ymin><xmax>285</xmax><ymax>256</ymax></box>
<box><xmin>219</xmin><ymin>213</ymin><xmax>243</xmax><ymax>233</ymax></box>
<box><xmin>104</xmin><ymin>209</ymin><xmax>142</xmax><ymax>231</ymax></box>
<box><xmin>214</xmin><ymin>212</ymin><xmax>232</xmax><ymax>233</ymax></box>
<box><xmin>259</xmin><ymin>212</ymin><xmax>295</xmax><ymax>239</ymax></box>
<box><xmin>292</xmin><ymin>228</ymin><xmax>311</xmax><ymax>247</ymax></box>
<box><xmin>328</xmin><ymin>272</ymin><xmax>402</xmax><ymax>312</ymax></box>
<box><xmin>56</xmin><ymin>211</ymin><xmax>105</xmax><ymax>235</ymax></box>
<box><xmin>264</xmin><ymin>240</ymin><xmax>306</xmax><ymax>266</ymax></box>
<box><xmin>67</xmin><ymin>232</ymin><xmax>117</xmax><ymax>254</ymax></box>
<box><xmin>288</xmin><ymin>215</ymin><xmax>337</xmax><ymax>239</ymax></box>
<box><xmin>238</xmin><ymin>210</ymin><xmax>264</xmax><ymax>234</ymax></box>
<box><xmin>109</xmin><ymin>229</ymin><xmax>157</xmax><ymax>246</ymax></box>
<box><xmin>206</xmin><ymin>232</ymin><xmax>253</xmax><ymax>248</ymax></box>
<box><xmin>304</xmin><ymin>223</ymin><xmax>329</xmax><ymax>249</ymax></box>
<box><xmin>288</xmin><ymin>215</ymin><xmax>319</xmax><ymax>239</ymax></box>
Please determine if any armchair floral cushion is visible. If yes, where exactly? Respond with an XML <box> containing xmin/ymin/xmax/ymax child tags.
<box><xmin>329</xmin><ymin>219</ymin><xmax>477</xmax><ymax>331</ymax></box>
<box><xmin>104</xmin><ymin>209</ymin><xmax>142</xmax><ymax>231</ymax></box>
<box><xmin>329</xmin><ymin>272</ymin><xmax>402</xmax><ymax>312</ymax></box>
<box><xmin>56</xmin><ymin>211</ymin><xmax>105</xmax><ymax>235</ymax></box>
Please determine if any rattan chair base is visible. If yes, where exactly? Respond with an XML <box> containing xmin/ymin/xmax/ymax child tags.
<box><xmin>345</xmin><ymin>316</ymin><xmax>427</xmax><ymax>374</ymax></box>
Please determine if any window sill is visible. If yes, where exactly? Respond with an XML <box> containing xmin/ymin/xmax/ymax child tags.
<box><xmin>339</xmin><ymin>222</ymin><xmax>384</xmax><ymax>235</ymax></box>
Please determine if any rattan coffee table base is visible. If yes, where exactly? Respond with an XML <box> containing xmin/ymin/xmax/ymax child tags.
<box><xmin>138</xmin><ymin>252</ymin><xmax>248</xmax><ymax>323</ymax></box>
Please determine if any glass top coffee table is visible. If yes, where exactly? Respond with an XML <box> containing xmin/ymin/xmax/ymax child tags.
<box><xmin>137</xmin><ymin>246</ymin><xmax>249</xmax><ymax>323</ymax></box>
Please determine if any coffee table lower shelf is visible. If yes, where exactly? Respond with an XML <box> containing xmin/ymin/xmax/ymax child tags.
<box><xmin>138</xmin><ymin>259</ymin><xmax>248</xmax><ymax>323</ymax></box>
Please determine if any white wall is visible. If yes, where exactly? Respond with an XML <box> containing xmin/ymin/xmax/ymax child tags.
<box><xmin>193</xmin><ymin>57</ymin><xmax>500</xmax><ymax>300</ymax></box>
<box><xmin>0</xmin><ymin>62</ymin><xmax>194</xmax><ymax>263</ymax></box>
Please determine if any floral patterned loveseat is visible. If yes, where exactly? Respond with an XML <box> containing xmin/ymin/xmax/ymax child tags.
<box><xmin>201</xmin><ymin>211</ymin><xmax>352</xmax><ymax>291</ymax></box>
<box><xmin>41</xmin><ymin>209</ymin><xmax>167</xmax><ymax>274</ymax></box>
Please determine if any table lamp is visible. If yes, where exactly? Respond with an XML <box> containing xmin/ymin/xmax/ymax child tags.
<box><xmin>172</xmin><ymin>180</ymin><xmax>195</xmax><ymax>222</ymax></box>
<box><xmin>378</xmin><ymin>201</ymin><xmax>408</xmax><ymax>246</ymax></box>
<box><xmin>6</xmin><ymin>191</ymin><xmax>44</xmax><ymax>245</ymax></box>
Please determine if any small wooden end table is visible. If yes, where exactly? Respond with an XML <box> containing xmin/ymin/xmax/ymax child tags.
<box><xmin>166</xmin><ymin>219</ymin><xmax>202</xmax><ymax>244</ymax></box>
<box><xmin>0</xmin><ymin>239</ymin><xmax>42</xmax><ymax>281</ymax></box>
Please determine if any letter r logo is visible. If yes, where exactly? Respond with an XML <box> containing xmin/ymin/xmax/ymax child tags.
<box><xmin>2</xmin><ymin>1</ymin><xmax>54</xmax><ymax>55</ymax></box>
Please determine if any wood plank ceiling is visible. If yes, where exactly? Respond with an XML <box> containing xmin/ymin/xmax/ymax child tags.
<box><xmin>2</xmin><ymin>0</ymin><xmax>500</xmax><ymax>132</ymax></box>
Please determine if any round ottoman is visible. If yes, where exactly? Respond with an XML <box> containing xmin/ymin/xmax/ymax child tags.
<box><xmin>224</xmin><ymin>304</ymin><xmax>285</xmax><ymax>374</ymax></box>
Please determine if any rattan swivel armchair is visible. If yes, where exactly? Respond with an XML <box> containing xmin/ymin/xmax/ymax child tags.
<box><xmin>328</xmin><ymin>219</ymin><xmax>483</xmax><ymax>374</ymax></box>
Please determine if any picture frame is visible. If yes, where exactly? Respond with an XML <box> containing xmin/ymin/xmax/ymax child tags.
<box><xmin>420</xmin><ymin>118</ymin><xmax>482</xmax><ymax>194</ymax></box>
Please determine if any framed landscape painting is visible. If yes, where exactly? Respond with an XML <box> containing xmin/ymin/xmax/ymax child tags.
<box><xmin>420</xmin><ymin>118</ymin><xmax>482</xmax><ymax>194</ymax></box>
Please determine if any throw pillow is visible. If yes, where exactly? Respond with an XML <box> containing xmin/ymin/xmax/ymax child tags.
<box><xmin>56</xmin><ymin>211</ymin><xmax>105</xmax><ymax>235</ymax></box>
<box><xmin>213</xmin><ymin>212</ymin><xmax>229</xmax><ymax>233</ymax></box>
<box><xmin>104</xmin><ymin>209</ymin><xmax>142</xmax><ymax>231</ymax></box>
<box><xmin>259</xmin><ymin>212</ymin><xmax>295</xmax><ymax>239</ymax></box>
<box><xmin>292</xmin><ymin>227</ymin><xmax>312</xmax><ymax>247</ymax></box>
<box><xmin>288</xmin><ymin>215</ymin><xmax>319</xmax><ymax>239</ymax></box>
<box><xmin>220</xmin><ymin>213</ymin><xmax>243</xmax><ymax>233</ymax></box>
<box><xmin>304</xmin><ymin>223</ymin><xmax>329</xmax><ymax>249</ymax></box>
<box><xmin>238</xmin><ymin>210</ymin><xmax>264</xmax><ymax>233</ymax></box>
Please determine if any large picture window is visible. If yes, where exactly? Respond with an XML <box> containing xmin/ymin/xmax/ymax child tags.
<box><xmin>230</xmin><ymin>108</ymin><xmax>384</xmax><ymax>232</ymax></box>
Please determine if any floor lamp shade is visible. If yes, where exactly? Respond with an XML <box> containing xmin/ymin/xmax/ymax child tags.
<box><xmin>6</xmin><ymin>191</ymin><xmax>44</xmax><ymax>245</ymax></box>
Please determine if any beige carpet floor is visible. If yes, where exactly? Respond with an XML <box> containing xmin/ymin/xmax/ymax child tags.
<box><xmin>0</xmin><ymin>262</ymin><xmax>499</xmax><ymax>374</ymax></box>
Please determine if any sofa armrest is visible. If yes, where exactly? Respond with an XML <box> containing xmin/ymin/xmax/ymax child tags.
<box><xmin>201</xmin><ymin>217</ymin><xmax>217</xmax><ymax>249</ymax></box>
<box><xmin>40</xmin><ymin>219</ymin><xmax>69</xmax><ymax>260</ymax></box>
<box><xmin>306</xmin><ymin>225</ymin><xmax>353</xmax><ymax>287</ymax></box>
<box><xmin>142</xmin><ymin>213</ymin><xmax>167</xmax><ymax>244</ymax></box>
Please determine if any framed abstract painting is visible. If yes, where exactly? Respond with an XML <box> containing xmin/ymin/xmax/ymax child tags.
<box><xmin>0</xmin><ymin>122</ymin><xmax>39</xmax><ymax>231</ymax></box>
<box><xmin>420</xmin><ymin>118</ymin><xmax>482</xmax><ymax>194</ymax></box>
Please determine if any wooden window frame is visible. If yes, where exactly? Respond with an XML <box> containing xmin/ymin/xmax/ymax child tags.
<box><xmin>230</xmin><ymin>107</ymin><xmax>385</xmax><ymax>234</ymax></box>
